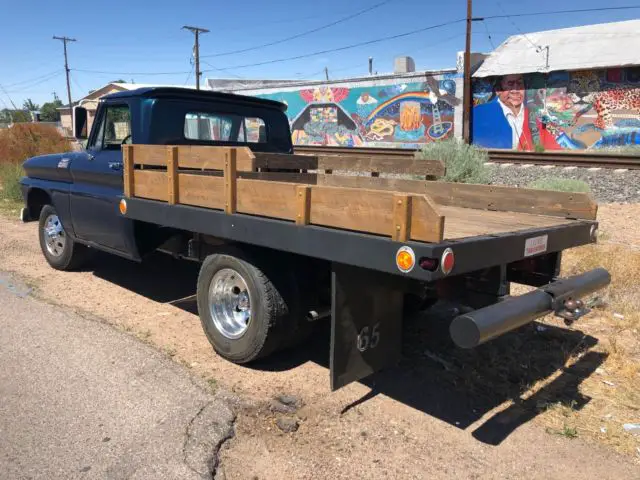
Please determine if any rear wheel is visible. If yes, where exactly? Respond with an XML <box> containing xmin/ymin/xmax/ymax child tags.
<box><xmin>38</xmin><ymin>205</ymin><xmax>89</xmax><ymax>271</ymax></box>
<box><xmin>196</xmin><ymin>248</ymin><xmax>308</xmax><ymax>363</ymax></box>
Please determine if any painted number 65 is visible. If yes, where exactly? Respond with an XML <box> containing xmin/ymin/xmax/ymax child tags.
<box><xmin>357</xmin><ymin>323</ymin><xmax>381</xmax><ymax>352</ymax></box>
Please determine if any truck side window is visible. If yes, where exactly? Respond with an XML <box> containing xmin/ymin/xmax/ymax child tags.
<box><xmin>184</xmin><ymin>112</ymin><xmax>266</xmax><ymax>143</ymax></box>
<box><xmin>89</xmin><ymin>105</ymin><xmax>131</xmax><ymax>151</ymax></box>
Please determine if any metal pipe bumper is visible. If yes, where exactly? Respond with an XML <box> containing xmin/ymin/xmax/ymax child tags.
<box><xmin>450</xmin><ymin>268</ymin><xmax>611</xmax><ymax>349</ymax></box>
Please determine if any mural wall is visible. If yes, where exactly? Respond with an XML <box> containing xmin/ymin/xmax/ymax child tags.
<box><xmin>250</xmin><ymin>74</ymin><xmax>460</xmax><ymax>148</ymax></box>
<box><xmin>472</xmin><ymin>68</ymin><xmax>640</xmax><ymax>150</ymax></box>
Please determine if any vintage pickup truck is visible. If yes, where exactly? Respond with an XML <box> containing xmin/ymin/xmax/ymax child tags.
<box><xmin>20</xmin><ymin>87</ymin><xmax>610</xmax><ymax>390</ymax></box>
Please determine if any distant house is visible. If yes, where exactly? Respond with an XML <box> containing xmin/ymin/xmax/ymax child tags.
<box><xmin>58</xmin><ymin>82</ymin><xmax>195</xmax><ymax>136</ymax></box>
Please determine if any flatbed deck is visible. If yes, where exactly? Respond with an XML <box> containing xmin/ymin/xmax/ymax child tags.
<box><xmin>120</xmin><ymin>144</ymin><xmax>596</xmax><ymax>280</ymax></box>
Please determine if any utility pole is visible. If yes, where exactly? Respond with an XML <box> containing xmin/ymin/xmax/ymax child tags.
<box><xmin>462</xmin><ymin>0</ymin><xmax>472</xmax><ymax>143</ymax></box>
<box><xmin>324</xmin><ymin>67</ymin><xmax>329</xmax><ymax>81</ymax></box>
<box><xmin>182</xmin><ymin>26</ymin><xmax>209</xmax><ymax>90</ymax></box>
<box><xmin>53</xmin><ymin>36</ymin><xmax>76</xmax><ymax>121</ymax></box>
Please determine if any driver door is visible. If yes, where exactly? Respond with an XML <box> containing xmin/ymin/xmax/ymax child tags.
<box><xmin>70</xmin><ymin>103</ymin><xmax>133</xmax><ymax>253</ymax></box>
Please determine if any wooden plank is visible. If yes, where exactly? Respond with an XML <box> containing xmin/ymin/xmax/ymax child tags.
<box><xmin>253</xmin><ymin>152</ymin><xmax>318</xmax><ymax>170</ymax></box>
<box><xmin>133</xmin><ymin>170</ymin><xmax>168</xmax><ymax>201</ymax></box>
<box><xmin>167</xmin><ymin>146</ymin><xmax>179</xmax><ymax>205</ymax></box>
<box><xmin>317</xmin><ymin>175</ymin><xmax>596</xmax><ymax>220</ymax></box>
<box><xmin>177</xmin><ymin>145</ymin><xmax>256</xmax><ymax>171</ymax></box>
<box><xmin>131</xmin><ymin>145</ymin><xmax>168</xmax><ymax>166</ymax></box>
<box><xmin>224</xmin><ymin>149</ymin><xmax>237</xmax><ymax>214</ymax></box>
<box><xmin>122</xmin><ymin>145</ymin><xmax>134</xmax><ymax>197</ymax></box>
<box><xmin>317</xmin><ymin>155</ymin><xmax>445</xmax><ymax>177</ymax></box>
<box><xmin>178</xmin><ymin>174</ymin><xmax>225</xmax><ymax>209</ymax></box>
<box><xmin>421</xmin><ymin>182</ymin><xmax>597</xmax><ymax>220</ymax></box>
<box><xmin>440</xmin><ymin>205</ymin><xmax>572</xmax><ymax>240</ymax></box>
<box><xmin>237</xmin><ymin>171</ymin><xmax>317</xmax><ymax>184</ymax></box>
<box><xmin>236</xmin><ymin>179</ymin><xmax>297</xmax><ymax>220</ymax></box>
<box><xmin>309</xmin><ymin>186</ymin><xmax>393</xmax><ymax>237</ymax></box>
<box><xmin>410</xmin><ymin>195</ymin><xmax>445</xmax><ymax>243</ymax></box>
<box><xmin>392</xmin><ymin>194</ymin><xmax>412</xmax><ymax>242</ymax></box>
<box><xmin>296</xmin><ymin>185</ymin><xmax>311</xmax><ymax>225</ymax></box>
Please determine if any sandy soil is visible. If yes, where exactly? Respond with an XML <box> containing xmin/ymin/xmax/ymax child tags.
<box><xmin>0</xmin><ymin>212</ymin><xmax>638</xmax><ymax>479</ymax></box>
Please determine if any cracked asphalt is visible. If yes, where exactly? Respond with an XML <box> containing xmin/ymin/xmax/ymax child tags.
<box><xmin>0</xmin><ymin>274</ymin><xmax>235</xmax><ymax>480</ymax></box>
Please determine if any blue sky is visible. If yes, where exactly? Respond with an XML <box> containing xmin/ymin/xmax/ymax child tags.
<box><xmin>1</xmin><ymin>0</ymin><xmax>639</xmax><ymax>106</ymax></box>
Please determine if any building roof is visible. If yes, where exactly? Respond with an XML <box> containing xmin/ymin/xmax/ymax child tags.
<box><xmin>474</xmin><ymin>19</ymin><xmax>640</xmax><ymax>78</ymax></box>
<box><xmin>206</xmin><ymin>78</ymin><xmax>306</xmax><ymax>91</ymax></box>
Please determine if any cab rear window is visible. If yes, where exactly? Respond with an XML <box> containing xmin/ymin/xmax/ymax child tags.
<box><xmin>184</xmin><ymin>112</ymin><xmax>266</xmax><ymax>143</ymax></box>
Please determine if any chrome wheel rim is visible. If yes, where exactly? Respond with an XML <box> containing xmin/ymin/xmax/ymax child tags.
<box><xmin>208</xmin><ymin>268</ymin><xmax>252</xmax><ymax>339</ymax></box>
<box><xmin>43</xmin><ymin>214</ymin><xmax>66</xmax><ymax>257</ymax></box>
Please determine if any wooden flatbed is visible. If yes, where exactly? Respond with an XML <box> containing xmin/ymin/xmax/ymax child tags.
<box><xmin>122</xmin><ymin>144</ymin><xmax>595</xmax><ymax>245</ymax></box>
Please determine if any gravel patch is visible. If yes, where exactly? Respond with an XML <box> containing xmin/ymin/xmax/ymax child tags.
<box><xmin>487</xmin><ymin>164</ymin><xmax>640</xmax><ymax>203</ymax></box>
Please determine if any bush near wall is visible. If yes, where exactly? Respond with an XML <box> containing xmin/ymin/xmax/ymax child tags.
<box><xmin>417</xmin><ymin>139</ymin><xmax>489</xmax><ymax>184</ymax></box>
<box><xmin>0</xmin><ymin>123</ymin><xmax>70</xmax><ymax>165</ymax></box>
<box><xmin>0</xmin><ymin>124</ymin><xmax>71</xmax><ymax>203</ymax></box>
<box><xmin>527</xmin><ymin>177</ymin><xmax>591</xmax><ymax>193</ymax></box>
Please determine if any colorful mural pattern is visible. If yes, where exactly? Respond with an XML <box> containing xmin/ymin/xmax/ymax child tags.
<box><xmin>253</xmin><ymin>76</ymin><xmax>459</xmax><ymax>148</ymax></box>
<box><xmin>472</xmin><ymin>68</ymin><xmax>640</xmax><ymax>150</ymax></box>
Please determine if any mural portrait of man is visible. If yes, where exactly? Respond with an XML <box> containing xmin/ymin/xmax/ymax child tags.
<box><xmin>472</xmin><ymin>74</ymin><xmax>560</xmax><ymax>150</ymax></box>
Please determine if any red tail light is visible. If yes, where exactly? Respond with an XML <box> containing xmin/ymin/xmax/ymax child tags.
<box><xmin>441</xmin><ymin>248</ymin><xmax>455</xmax><ymax>275</ymax></box>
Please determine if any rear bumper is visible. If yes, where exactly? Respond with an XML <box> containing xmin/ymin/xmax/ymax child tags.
<box><xmin>450</xmin><ymin>267</ymin><xmax>611</xmax><ymax>348</ymax></box>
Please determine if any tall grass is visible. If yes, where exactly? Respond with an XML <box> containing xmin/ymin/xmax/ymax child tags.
<box><xmin>417</xmin><ymin>139</ymin><xmax>489</xmax><ymax>184</ymax></box>
<box><xmin>0</xmin><ymin>163</ymin><xmax>23</xmax><ymax>202</ymax></box>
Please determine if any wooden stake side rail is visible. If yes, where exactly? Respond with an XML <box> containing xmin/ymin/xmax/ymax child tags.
<box><xmin>123</xmin><ymin>145</ymin><xmax>446</xmax><ymax>243</ymax></box>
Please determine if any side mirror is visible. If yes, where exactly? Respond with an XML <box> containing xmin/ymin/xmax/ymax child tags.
<box><xmin>73</xmin><ymin>106</ymin><xmax>88</xmax><ymax>139</ymax></box>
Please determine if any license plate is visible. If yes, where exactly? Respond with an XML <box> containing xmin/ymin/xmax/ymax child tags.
<box><xmin>524</xmin><ymin>235</ymin><xmax>548</xmax><ymax>257</ymax></box>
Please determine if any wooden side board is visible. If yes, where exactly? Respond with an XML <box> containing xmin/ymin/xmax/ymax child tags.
<box><xmin>126</xmin><ymin>151</ymin><xmax>445</xmax><ymax>242</ymax></box>
<box><xmin>316</xmin><ymin>174</ymin><xmax>597</xmax><ymax>220</ymax></box>
<box><xmin>128</xmin><ymin>144</ymin><xmax>256</xmax><ymax>171</ymax></box>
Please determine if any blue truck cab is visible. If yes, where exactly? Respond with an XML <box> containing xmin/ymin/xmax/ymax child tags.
<box><xmin>21</xmin><ymin>87</ymin><xmax>293</xmax><ymax>263</ymax></box>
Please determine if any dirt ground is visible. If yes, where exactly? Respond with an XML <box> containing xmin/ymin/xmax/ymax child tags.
<box><xmin>0</xmin><ymin>205</ymin><xmax>639</xmax><ymax>479</ymax></box>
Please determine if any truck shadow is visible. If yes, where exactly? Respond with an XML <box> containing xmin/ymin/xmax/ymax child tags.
<box><xmin>88</xmin><ymin>252</ymin><xmax>606</xmax><ymax>447</ymax></box>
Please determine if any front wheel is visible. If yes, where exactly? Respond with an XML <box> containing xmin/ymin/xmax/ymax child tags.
<box><xmin>38</xmin><ymin>205</ymin><xmax>89</xmax><ymax>271</ymax></box>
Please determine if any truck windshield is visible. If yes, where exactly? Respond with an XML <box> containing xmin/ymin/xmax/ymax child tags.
<box><xmin>90</xmin><ymin>104</ymin><xmax>131</xmax><ymax>150</ymax></box>
<box><xmin>184</xmin><ymin>112</ymin><xmax>266</xmax><ymax>143</ymax></box>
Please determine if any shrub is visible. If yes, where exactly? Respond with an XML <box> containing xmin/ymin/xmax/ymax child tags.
<box><xmin>527</xmin><ymin>177</ymin><xmax>591</xmax><ymax>193</ymax></box>
<box><xmin>0</xmin><ymin>163</ymin><xmax>24</xmax><ymax>202</ymax></box>
<box><xmin>417</xmin><ymin>139</ymin><xmax>489</xmax><ymax>184</ymax></box>
<box><xmin>0</xmin><ymin>123</ymin><xmax>71</xmax><ymax>165</ymax></box>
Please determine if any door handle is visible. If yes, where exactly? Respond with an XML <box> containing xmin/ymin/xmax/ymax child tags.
<box><xmin>108</xmin><ymin>162</ymin><xmax>123</xmax><ymax>171</ymax></box>
<box><xmin>87</xmin><ymin>153</ymin><xmax>95</xmax><ymax>161</ymax></box>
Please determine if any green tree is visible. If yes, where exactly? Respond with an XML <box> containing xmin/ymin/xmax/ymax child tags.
<box><xmin>40</xmin><ymin>99</ymin><xmax>63</xmax><ymax>122</ymax></box>
<box><xmin>11</xmin><ymin>110</ymin><xmax>31</xmax><ymax>123</ymax></box>
<box><xmin>22</xmin><ymin>98</ymin><xmax>40</xmax><ymax>111</ymax></box>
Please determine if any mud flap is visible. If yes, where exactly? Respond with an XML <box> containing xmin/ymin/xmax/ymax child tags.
<box><xmin>330</xmin><ymin>263</ymin><xmax>404</xmax><ymax>391</ymax></box>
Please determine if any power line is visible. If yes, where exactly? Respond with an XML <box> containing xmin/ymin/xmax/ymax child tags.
<box><xmin>202</xmin><ymin>0</ymin><xmax>396</xmax><ymax>58</ymax></box>
<box><xmin>3</xmin><ymin>72</ymin><xmax>64</xmax><ymax>94</ymax></box>
<box><xmin>204</xmin><ymin>18</ymin><xmax>466</xmax><ymax>71</ymax></box>
<box><xmin>495</xmin><ymin>2</ymin><xmax>543</xmax><ymax>51</ymax></box>
<box><xmin>481</xmin><ymin>20</ymin><xmax>496</xmax><ymax>50</ymax></box>
<box><xmin>72</xmin><ymin>68</ymin><xmax>189</xmax><ymax>76</ymax></box>
<box><xmin>2</xmin><ymin>69</ymin><xmax>62</xmax><ymax>89</ymax></box>
<box><xmin>484</xmin><ymin>5</ymin><xmax>640</xmax><ymax>20</ymax></box>
<box><xmin>201</xmin><ymin>60</ymin><xmax>244</xmax><ymax>79</ymax></box>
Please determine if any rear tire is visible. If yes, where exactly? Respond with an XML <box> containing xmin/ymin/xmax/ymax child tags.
<box><xmin>196</xmin><ymin>248</ymin><xmax>307</xmax><ymax>363</ymax></box>
<box><xmin>38</xmin><ymin>205</ymin><xmax>89</xmax><ymax>271</ymax></box>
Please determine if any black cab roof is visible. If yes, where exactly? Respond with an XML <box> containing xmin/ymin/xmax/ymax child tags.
<box><xmin>102</xmin><ymin>87</ymin><xmax>287</xmax><ymax>111</ymax></box>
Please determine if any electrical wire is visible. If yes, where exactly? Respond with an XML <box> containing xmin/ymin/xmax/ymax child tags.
<box><xmin>482</xmin><ymin>19</ymin><xmax>496</xmax><ymax>50</ymax></box>
<box><xmin>2</xmin><ymin>69</ymin><xmax>62</xmax><ymax>89</ymax></box>
<box><xmin>495</xmin><ymin>2</ymin><xmax>543</xmax><ymax>51</ymax></box>
<box><xmin>202</xmin><ymin>0</ymin><xmax>396</xmax><ymax>58</ymax></box>
<box><xmin>204</xmin><ymin>18</ymin><xmax>466</xmax><ymax>71</ymax></box>
<box><xmin>484</xmin><ymin>5</ymin><xmax>640</xmax><ymax>20</ymax></box>
<box><xmin>201</xmin><ymin>60</ymin><xmax>244</xmax><ymax>79</ymax></box>
<box><xmin>183</xmin><ymin>65</ymin><xmax>194</xmax><ymax>86</ymax></box>
<box><xmin>2</xmin><ymin>71</ymin><xmax>64</xmax><ymax>94</ymax></box>
<box><xmin>72</xmin><ymin>68</ymin><xmax>190</xmax><ymax>76</ymax></box>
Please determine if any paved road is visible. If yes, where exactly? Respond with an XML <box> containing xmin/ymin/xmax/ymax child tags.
<box><xmin>0</xmin><ymin>273</ymin><xmax>234</xmax><ymax>480</ymax></box>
